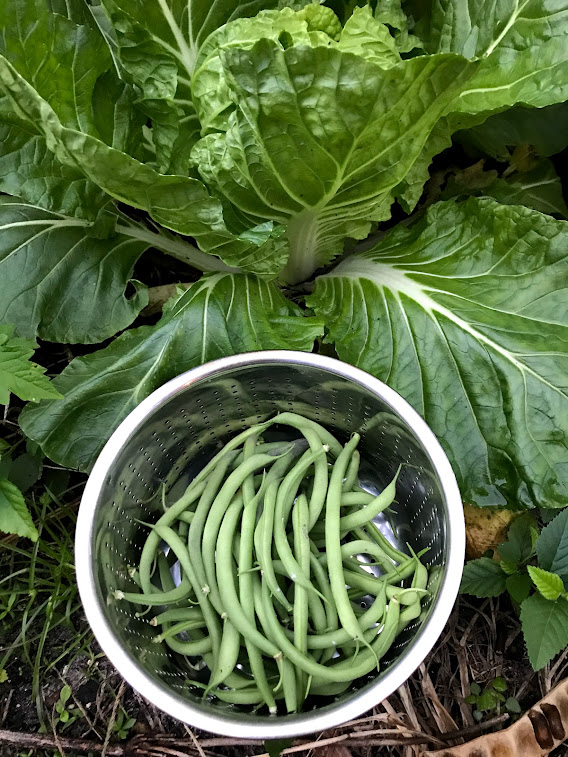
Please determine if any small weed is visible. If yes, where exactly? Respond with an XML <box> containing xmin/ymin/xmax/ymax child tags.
<box><xmin>466</xmin><ymin>677</ymin><xmax>521</xmax><ymax>721</ymax></box>
<box><xmin>112</xmin><ymin>711</ymin><xmax>137</xmax><ymax>740</ymax></box>
<box><xmin>54</xmin><ymin>684</ymin><xmax>81</xmax><ymax>730</ymax></box>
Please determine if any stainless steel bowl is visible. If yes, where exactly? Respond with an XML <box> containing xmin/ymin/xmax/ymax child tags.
<box><xmin>76</xmin><ymin>351</ymin><xmax>464</xmax><ymax>739</ymax></box>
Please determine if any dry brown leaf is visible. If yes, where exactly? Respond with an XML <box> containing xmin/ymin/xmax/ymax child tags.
<box><xmin>141</xmin><ymin>283</ymin><xmax>191</xmax><ymax>316</ymax></box>
<box><xmin>423</xmin><ymin>677</ymin><xmax>568</xmax><ymax>757</ymax></box>
<box><xmin>420</xmin><ymin>664</ymin><xmax>459</xmax><ymax>733</ymax></box>
<box><xmin>464</xmin><ymin>504</ymin><xmax>516</xmax><ymax>560</ymax></box>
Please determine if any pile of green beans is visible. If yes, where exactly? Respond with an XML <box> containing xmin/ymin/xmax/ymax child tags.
<box><xmin>116</xmin><ymin>412</ymin><xmax>430</xmax><ymax>714</ymax></box>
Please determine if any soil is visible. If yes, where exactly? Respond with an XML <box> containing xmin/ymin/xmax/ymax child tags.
<box><xmin>2</xmin><ymin>585</ymin><xmax>567</xmax><ymax>757</ymax></box>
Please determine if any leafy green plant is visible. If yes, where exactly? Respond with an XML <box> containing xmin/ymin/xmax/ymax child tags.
<box><xmin>0</xmin><ymin>0</ymin><xmax>563</xmax><ymax>522</ymax></box>
<box><xmin>465</xmin><ymin>678</ymin><xmax>521</xmax><ymax>722</ymax></box>
<box><xmin>54</xmin><ymin>684</ymin><xmax>80</xmax><ymax>729</ymax></box>
<box><xmin>461</xmin><ymin>510</ymin><xmax>568</xmax><ymax>670</ymax></box>
<box><xmin>0</xmin><ymin>326</ymin><xmax>61</xmax><ymax>407</ymax></box>
<box><xmin>0</xmin><ymin>487</ymin><xmax>90</xmax><ymax>723</ymax></box>
<box><xmin>112</xmin><ymin>711</ymin><xmax>137</xmax><ymax>740</ymax></box>
<box><xmin>0</xmin><ymin>327</ymin><xmax>60</xmax><ymax>539</ymax></box>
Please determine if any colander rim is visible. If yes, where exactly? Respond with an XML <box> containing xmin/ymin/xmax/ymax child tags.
<box><xmin>76</xmin><ymin>350</ymin><xmax>465</xmax><ymax>739</ymax></box>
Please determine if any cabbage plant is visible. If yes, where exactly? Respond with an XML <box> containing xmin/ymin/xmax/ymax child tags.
<box><xmin>0</xmin><ymin>0</ymin><xmax>567</xmax><ymax>512</ymax></box>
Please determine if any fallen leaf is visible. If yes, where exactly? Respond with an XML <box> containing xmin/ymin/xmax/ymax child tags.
<box><xmin>464</xmin><ymin>504</ymin><xmax>516</xmax><ymax>559</ymax></box>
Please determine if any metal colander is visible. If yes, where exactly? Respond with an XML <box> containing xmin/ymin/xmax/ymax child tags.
<box><xmin>76</xmin><ymin>351</ymin><xmax>464</xmax><ymax>739</ymax></box>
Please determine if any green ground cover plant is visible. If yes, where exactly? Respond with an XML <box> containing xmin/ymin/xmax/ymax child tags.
<box><xmin>1</xmin><ymin>0</ymin><xmax>568</xmax><ymax>682</ymax></box>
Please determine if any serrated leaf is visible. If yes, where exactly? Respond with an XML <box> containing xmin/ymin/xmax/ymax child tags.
<box><xmin>506</xmin><ymin>572</ymin><xmax>532</xmax><ymax>605</ymax></box>
<box><xmin>536</xmin><ymin>509</ymin><xmax>568</xmax><ymax>585</ymax></box>
<box><xmin>308</xmin><ymin>198</ymin><xmax>568</xmax><ymax>508</ymax></box>
<box><xmin>460</xmin><ymin>558</ymin><xmax>507</xmax><ymax>598</ymax></box>
<box><xmin>0</xmin><ymin>326</ymin><xmax>62</xmax><ymax>405</ymax></box>
<box><xmin>20</xmin><ymin>274</ymin><xmax>324</xmax><ymax>471</ymax></box>
<box><xmin>498</xmin><ymin>513</ymin><xmax>536</xmax><ymax>566</ymax></box>
<box><xmin>528</xmin><ymin>565</ymin><xmax>565</xmax><ymax>601</ymax></box>
<box><xmin>0</xmin><ymin>477</ymin><xmax>38</xmax><ymax>541</ymax></box>
<box><xmin>520</xmin><ymin>593</ymin><xmax>568</xmax><ymax>670</ymax></box>
<box><xmin>499</xmin><ymin>560</ymin><xmax>518</xmax><ymax>576</ymax></box>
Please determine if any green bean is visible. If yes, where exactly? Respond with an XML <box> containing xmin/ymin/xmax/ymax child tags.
<box><xmin>354</xmin><ymin>523</ymin><xmax>409</xmax><ymax>563</ymax></box>
<box><xmin>250</xmin><ymin>572</ymin><xmax>297</xmax><ymax>713</ymax></box>
<box><xmin>397</xmin><ymin>601</ymin><xmax>422</xmax><ymax>633</ymax></box>
<box><xmin>255</xmin><ymin>478</ymin><xmax>292</xmax><ymax>612</ymax></box>
<box><xmin>293</xmin><ymin>494</ymin><xmax>310</xmax><ymax>706</ymax></box>
<box><xmin>188</xmin><ymin>452</ymin><xmax>244</xmax><ymax>614</ymax></box>
<box><xmin>259</xmin><ymin>577</ymin><xmax>392</xmax><ymax>682</ymax></box>
<box><xmin>342</xmin><ymin>449</ymin><xmax>360</xmax><ymax>492</ymax></box>
<box><xmin>176</xmin><ymin>511</ymin><xmax>195</xmax><ymax>525</ymax></box>
<box><xmin>325</xmin><ymin>433</ymin><xmax>373</xmax><ymax>653</ymax></box>
<box><xmin>201</xmin><ymin>686</ymin><xmax>279</xmax><ymax>706</ymax></box>
<box><xmin>216</xmin><ymin>497</ymin><xmax>281</xmax><ymax>659</ymax></box>
<box><xmin>279</xmin><ymin>581</ymin><xmax>387</xmax><ymax>651</ymax></box>
<box><xmin>270</xmin><ymin>413</ymin><xmax>343</xmax><ymax>458</ymax></box>
<box><xmin>116</xmin><ymin>584</ymin><xmax>195</xmax><ymax>607</ymax></box>
<box><xmin>292</xmin><ymin>427</ymin><xmax>329</xmax><ymax>531</ymax></box>
<box><xmin>163</xmin><ymin>635</ymin><xmax>212</xmax><ymax>656</ymax></box>
<box><xmin>177</xmin><ymin>516</ymin><xmax>190</xmax><ymax>538</ymax></box>
<box><xmin>231</xmin><ymin>440</ymin><xmax>307</xmax><ymax>468</ymax></box>
<box><xmin>340</xmin><ymin>540</ymin><xmax>396</xmax><ymax>574</ymax></box>
<box><xmin>317</xmin><ymin>551</ymin><xmax>419</xmax><ymax>593</ymax></box>
<box><xmin>206</xmin><ymin>618</ymin><xmax>241</xmax><ymax>693</ymax></box>
<box><xmin>213</xmin><ymin>678</ymin><xmax>352</xmax><ymax>705</ymax></box>
<box><xmin>271</xmin><ymin>559</ymin><xmax>329</xmax><ymax>636</ymax></box>
<box><xmin>308</xmin><ymin>554</ymin><xmax>338</xmax><ymax>633</ymax></box>
<box><xmin>202</xmin><ymin>450</ymin><xmax>293</xmax><ymax>614</ymax></box>
<box><xmin>273</xmin><ymin>448</ymin><xmax>327</xmax><ymax>600</ymax></box>
<box><xmin>151</xmin><ymin>608</ymin><xmax>203</xmax><ymax>625</ymax></box>
<box><xmin>239</xmin><ymin>443</ymin><xmax>278</xmax><ymax>715</ymax></box>
<box><xmin>386</xmin><ymin>586</ymin><xmax>429</xmax><ymax>605</ymax></box>
<box><xmin>152</xmin><ymin>618</ymin><xmax>207</xmax><ymax>642</ymax></box>
<box><xmin>310</xmin><ymin>597</ymin><xmax>401</xmax><ymax>689</ymax></box>
<box><xmin>190</xmin><ymin>422</ymin><xmax>274</xmax><ymax>488</ymax></box>
<box><xmin>341</xmin><ymin>492</ymin><xmax>375</xmax><ymax>507</ymax></box>
<box><xmin>153</xmin><ymin>524</ymin><xmax>222</xmax><ymax>660</ymax></box>
<box><xmin>411</xmin><ymin>553</ymin><xmax>429</xmax><ymax>591</ymax></box>
<box><xmin>314</xmin><ymin>468</ymin><xmax>399</xmax><ymax>536</ymax></box>
<box><xmin>137</xmin><ymin>478</ymin><xmax>208</xmax><ymax>596</ymax></box>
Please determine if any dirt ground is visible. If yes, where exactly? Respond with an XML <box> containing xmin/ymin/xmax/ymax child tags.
<box><xmin>2</xmin><ymin>587</ymin><xmax>567</xmax><ymax>757</ymax></box>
